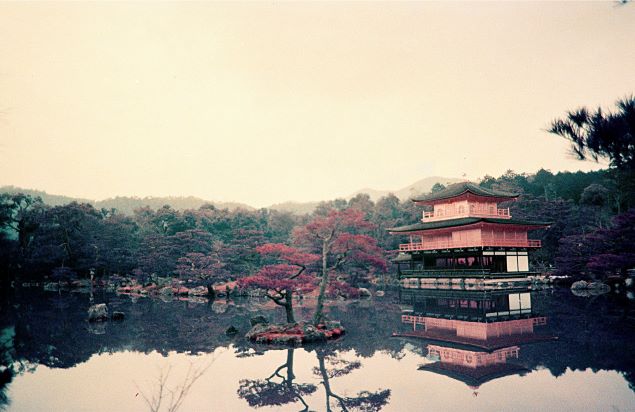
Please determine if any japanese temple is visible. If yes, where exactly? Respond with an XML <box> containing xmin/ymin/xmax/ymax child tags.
<box><xmin>388</xmin><ymin>182</ymin><xmax>550</xmax><ymax>287</ymax></box>
<box><xmin>395</xmin><ymin>287</ymin><xmax>557</xmax><ymax>389</ymax></box>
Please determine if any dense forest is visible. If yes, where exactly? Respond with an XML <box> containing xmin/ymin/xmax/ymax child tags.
<box><xmin>0</xmin><ymin>166</ymin><xmax>632</xmax><ymax>285</ymax></box>
<box><xmin>1</xmin><ymin>96</ymin><xmax>634</xmax><ymax>285</ymax></box>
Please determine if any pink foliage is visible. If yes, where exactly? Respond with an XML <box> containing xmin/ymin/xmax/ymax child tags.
<box><xmin>256</xmin><ymin>243</ymin><xmax>320</xmax><ymax>267</ymax></box>
<box><xmin>292</xmin><ymin>208</ymin><xmax>387</xmax><ymax>303</ymax></box>
<box><xmin>239</xmin><ymin>243</ymin><xmax>319</xmax><ymax>298</ymax></box>
<box><xmin>332</xmin><ymin>233</ymin><xmax>387</xmax><ymax>272</ymax></box>
<box><xmin>292</xmin><ymin>210</ymin><xmax>386</xmax><ymax>272</ymax></box>
<box><xmin>292</xmin><ymin>209</ymin><xmax>374</xmax><ymax>247</ymax></box>
<box><xmin>239</xmin><ymin>264</ymin><xmax>316</xmax><ymax>295</ymax></box>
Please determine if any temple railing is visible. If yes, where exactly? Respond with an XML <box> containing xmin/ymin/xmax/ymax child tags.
<box><xmin>422</xmin><ymin>208</ymin><xmax>511</xmax><ymax>222</ymax></box>
<box><xmin>398</xmin><ymin>238</ymin><xmax>541</xmax><ymax>251</ymax></box>
<box><xmin>400</xmin><ymin>268</ymin><xmax>491</xmax><ymax>277</ymax></box>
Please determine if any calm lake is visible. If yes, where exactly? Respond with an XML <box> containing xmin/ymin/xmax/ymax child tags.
<box><xmin>1</xmin><ymin>287</ymin><xmax>635</xmax><ymax>411</ymax></box>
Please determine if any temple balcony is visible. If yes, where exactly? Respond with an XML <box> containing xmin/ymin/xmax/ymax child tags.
<box><xmin>399</xmin><ymin>238</ymin><xmax>541</xmax><ymax>251</ymax></box>
<box><xmin>422</xmin><ymin>208</ymin><xmax>511</xmax><ymax>222</ymax></box>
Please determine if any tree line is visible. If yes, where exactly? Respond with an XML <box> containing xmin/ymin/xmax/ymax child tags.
<box><xmin>1</xmin><ymin>95</ymin><xmax>634</xmax><ymax>284</ymax></box>
<box><xmin>0</xmin><ymin>165</ymin><xmax>631</xmax><ymax>285</ymax></box>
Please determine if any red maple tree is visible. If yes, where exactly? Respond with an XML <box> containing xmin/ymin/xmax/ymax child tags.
<box><xmin>292</xmin><ymin>208</ymin><xmax>387</xmax><ymax>324</ymax></box>
<box><xmin>239</xmin><ymin>243</ymin><xmax>319</xmax><ymax>323</ymax></box>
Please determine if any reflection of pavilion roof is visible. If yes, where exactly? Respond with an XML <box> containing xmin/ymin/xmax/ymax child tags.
<box><xmin>394</xmin><ymin>328</ymin><xmax>557</xmax><ymax>351</ymax></box>
<box><xmin>418</xmin><ymin>361</ymin><xmax>530</xmax><ymax>388</ymax></box>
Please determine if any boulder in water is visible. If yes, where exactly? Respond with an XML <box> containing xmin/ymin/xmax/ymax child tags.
<box><xmin>570</xmin><ymin>280</ymin><xmax>588</xmax><ymax>290</ymax></box>
<box><xmin>571</xmin><ymin>280</ymin><xmax>610</xmax><ymax>296</ymax></box>
<box><xmin>588</xmin><ymin>281</ymin><xmax>610</xmax><ymax>290</ymax></box>
<box><xmin>358</xmin><ymin>288</ymin><xmax>372</xmax><ymax>297</ymax></box>
<box><xmin>88</xmin><ymin>304</ymin><xmax>108</xmax><ymax>322</ymax></box>
<box><xmin>188</xmin><ymin>286</ymin><xmax>208</xmax><ymax>296</ymax></box>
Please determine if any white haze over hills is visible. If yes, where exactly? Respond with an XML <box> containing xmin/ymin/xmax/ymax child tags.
<box><xmin>351</xmin><ymin>176</ymin><xmax>462</xmax><ymax>202</ymax></box>
<box><xmin>0</xmin><ymin>186</ymin><xmax>253</xmax><ymax>214</ymax></box>
<box><xmin>0</xmin><ymin>176</ymin><xmax>460</xmax><ymax>215</ymax></box>
<box><xmin>269</xmin><ymin>176</ymin><xmax>462</xmax><ymax>214</ymax></box>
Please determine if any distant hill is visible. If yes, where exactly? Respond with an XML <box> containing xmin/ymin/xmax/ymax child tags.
<box><xmin>267</xmin><ymin>176</ymin><xmax>462</xmax><ymax>214</ymax></box>
<box><xmin>362</xmin><ymin>176</ymin><xmax>463</xmax><ymax>201</ymax></box>
<box><xmin>0</xmin><ymin>186</ymin><xmax>94</xmax><ymax>207</ymax></box>
<box><xmin>351</xmin><ymin>176</ymin><xmax>462</xmax><ymax>201</ymax></box>
<box><xmin>0</xmin><ymin>186</ymin><xmax>254</xmax><ymax>214</ymax></box>
<box><xmin>2</xmin><ymin>175</ymin><xmax>460</xmax><ymax>215</ymax></box>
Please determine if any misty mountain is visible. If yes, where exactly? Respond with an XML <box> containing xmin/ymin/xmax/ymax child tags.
<box><xmin>1</xmin><ymin>175</ymin><xmax>460</xmax><ymax>215</ymax></box>
<box><xmin>0</xmin><ymin>186</ymin><xmax>254</xmax><ymax>214</ymax></box>
<box><xmin>0</xmin><ymin>186</ymin><xmax>94</xmax><ymax>207</ymax></box>
<box><xmin>351</xmin><ymin>176</ymin><xmax>462</xmax><ymax>201</ymax></box>
<box><xmin>267</xmin><ymin>176</ymin><xmax>461</xmax><ymax>214</ymax></box>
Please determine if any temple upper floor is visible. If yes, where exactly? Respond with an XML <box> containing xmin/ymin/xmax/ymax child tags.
<box><xmin>423</xmin><ymin>200</ymin><xmax>511</xmax><ymax>222</ymax></box>
<box><xmin>412</xmin><ymin>182</ymin><xmax>518</xmax><ymax>222</ymax></box>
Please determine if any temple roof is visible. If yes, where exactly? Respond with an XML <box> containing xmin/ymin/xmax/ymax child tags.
<box><xmin>412</xmin><ymin>182</ymin><xmax>518</xmax><ymax>203</ymax></box>
<box><xmin>418</xmin><ymin>362</ymin><xmax>530</xmax><ymax>388</ymax></box>
<box><xmin>394</xmin><ymin>330</ymin><xmax>557</xmax><ymax>351</ymax></box>
<box><xmin>387</xmin><ymin>217</ymin><xmax>551</xmax><ymax>233</ymax></box>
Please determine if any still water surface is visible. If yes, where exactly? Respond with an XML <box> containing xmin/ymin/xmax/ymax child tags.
<box><xmin>1</xmin><ymin>288</ymin><xmax>635</xmax><ymax>411</ymax></box>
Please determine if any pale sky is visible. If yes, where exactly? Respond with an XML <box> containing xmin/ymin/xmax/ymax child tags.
<box><xmin>0</xmin><ymin>2</ymin><xmax>633</xmax><ymax>207</ymax></box>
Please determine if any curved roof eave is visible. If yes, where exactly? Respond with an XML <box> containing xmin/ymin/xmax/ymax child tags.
<box><xmin>387</xmin><ymin>217</ymin><xmax>552</xmax><ymax>234</ymax></box>
<box><xmin>411</xmin><ymin>182</ymin><xmax>519</xmax><ymax>203</ymax></box>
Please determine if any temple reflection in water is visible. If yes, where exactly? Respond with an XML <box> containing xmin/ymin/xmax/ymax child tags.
<box><xmin>396</xmin><ymin>287</ymin><xmax>557</xmax><ymax>390</ymax></box>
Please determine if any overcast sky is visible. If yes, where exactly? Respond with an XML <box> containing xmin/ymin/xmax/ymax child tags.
<box><xmin>0</xmin><ymin>2</ymin><xmax>633</xmax><ymax>207</ymax></box>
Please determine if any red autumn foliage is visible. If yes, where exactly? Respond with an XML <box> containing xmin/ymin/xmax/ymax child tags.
<box><xmin>239</xmin><ymin>264</ymin><xmax>316</xmax><ymax>295</ymax></box>
<box><xmin>292</xmin><ymin>208</ymin><xmax>387</xmax><ymax>324</ymax></box>
<box><xmin>238</xmin><ymin>243</ymin><xmax>319</xmax><ymax>323</ymax></box>
<box><xmin>255</xmin><ymin>243</ymin><xmax>320</xmax><ymax>268</ymax></box>
<box><xmin>249</xmin><ymin>323</ymin><xmax>345</xmax><ymax>344</ymax></box>
<box><xmin>292</xmin><ymin>209</ymin><xmax>375</xmax><ymax>248</ymax></box>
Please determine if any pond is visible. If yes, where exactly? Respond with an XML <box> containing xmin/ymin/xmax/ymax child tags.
<box><xmin>1</xmin><ymin>287</ymin><xmax>635</xmax><ymax>411</ymax></box>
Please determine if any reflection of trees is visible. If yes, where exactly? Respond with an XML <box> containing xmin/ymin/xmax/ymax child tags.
<box><xmin>238</xmin><ymin>349</ymin><xmax>390</xmax><ymax>412</ymax></box>
<box><xmin>318</xmin><ymin>300</ymin><xmax>406</xmax><ymax>360</ymax></box>
<box><xmin>0</xmin><ymin>326</ymin><xmax>13</xmax><ymax>411</ymax></box>
<box><xmin>237</xmin><ymin>349</ymin><xmax>316</xmax><ymax>410</ymax></box>
<box><xmin>237</xmin><ymin>349</ymin><xmax>391</xmax><ymax>412</ymax></box>
<box><xmin>4</xmin><ymin>290</ymin><xmax>257</xmax><ymax>369</ymax></box>
<box><xmin>525</xmin><ymin>290</ymin><xmax>635</xmax><ymax>390</ymax></box>
<box><xmin>313</xmin><ymin>350</ymin><xmax>390</xmax><ymax>412</ymax></box>
<box><xmin>137</xmin><ymin>357</ymin><xmax>216</xmax><ymax>412</ymax></box>
<box><xmin>5</xmin><ymin>288</ymin><xmax>635</xmax><ymax>406</ymax></box>
<box><xmin>4</xmin><ymin>290</ymin><xmax>407</xmax><ymax>372</ymax></box>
